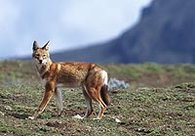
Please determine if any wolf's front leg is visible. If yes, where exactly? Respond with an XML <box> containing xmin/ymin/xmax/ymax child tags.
<box><xmin>54</xmin><ymin>88</ymin><xmax>64</xmax><ymax>116</ymax></box>
<box><xmin>29</xmin><ymin>83</ymin><xmax>55</xmax><ymax>120</ymax></box>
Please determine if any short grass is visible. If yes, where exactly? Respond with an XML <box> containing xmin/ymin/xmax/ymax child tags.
<box><xmin>0</xmin><ymin>61</ymin><xmax>195</xmax><ymax>136</ymax></box>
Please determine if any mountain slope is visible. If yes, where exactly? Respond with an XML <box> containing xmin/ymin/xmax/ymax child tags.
<box><xmin>51</xmin><ymin>0</ymin><xmax>195</xmax><ymax>63</ymax></box>
<box><xmin>119</xmin><ymin>0</ymin><xmax>195</xmax><ymax>63</ymax></box>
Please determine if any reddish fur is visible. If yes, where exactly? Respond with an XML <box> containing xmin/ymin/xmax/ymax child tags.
<box><xmin>29</xmin><ymin>41</ymin><xmax>110</xmax><ymax>120</ymax></box>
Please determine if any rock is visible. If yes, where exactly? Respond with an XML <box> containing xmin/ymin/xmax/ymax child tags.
<box><xmin>72</xmin><ymin>114</ymin><xmax>84</xmax><ymax>120</ymax></box>
<box><xmin>0</xmin><ymin>111</ymin><xmax>5</xmax><ymax>116</ymax></box>
<box><xmin>108</xmin><ymin>78</ymin><xmax>129</xmax><ymax>91</ymax></box>
<box><xmin>4</xmin><ymin>105</ymin><xmax>12</xmax><ymax>111</ymax></box>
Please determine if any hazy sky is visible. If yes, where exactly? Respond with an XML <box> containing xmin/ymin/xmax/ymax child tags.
<box><xmin>0</xmin><ymin>0</ymin><xmax>152</xmax><ymax>59</ymax></box>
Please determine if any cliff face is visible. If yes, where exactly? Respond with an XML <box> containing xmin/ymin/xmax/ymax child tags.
<box><xmin>52</xmin><ymin>0</ymin><xmax>195</xmax><ymax>63</ymax></box>
<box><xmin>119</xmin><ymin>0</ymin><xmax>195</xmax><ymax>63</ymax></box>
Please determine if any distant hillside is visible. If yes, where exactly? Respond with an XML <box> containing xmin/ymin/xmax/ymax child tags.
<box><xmin>50</xmin><ymin>0</ymin><xmax>195</xmax><ymax>63</ymax></box>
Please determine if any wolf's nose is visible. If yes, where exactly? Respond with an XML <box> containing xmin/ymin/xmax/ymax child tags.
<box><xmin>39</xmin><ymin>60</ymin><xmax>43</xmax><ymax>64</ymax></box>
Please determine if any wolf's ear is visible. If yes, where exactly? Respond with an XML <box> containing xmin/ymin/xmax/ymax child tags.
<box><xmin>33</xmin><ymin>41</ymin><xmax>39</xmax><ymax>50</ymax></box>
<box><xmin>42</xmin><ymin>41</ymin><xmax>50</xmax><ymax>50</ymax></box>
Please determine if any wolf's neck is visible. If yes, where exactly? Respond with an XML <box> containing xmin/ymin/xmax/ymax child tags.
<box><xmin>36</xmin><ymin>59</ymin><xmax>53</xmax><ymax>78</ymax></box>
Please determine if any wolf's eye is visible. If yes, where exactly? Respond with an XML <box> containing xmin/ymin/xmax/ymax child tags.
<box><xmin>43</xmin><ymin>54</ymin><xmax>47</xmax><ymax>58</ymax></box>
<box><xmin>35</xmin><ymin>54</ymin><xmax>40</xmax><ymax>58</ymax></box>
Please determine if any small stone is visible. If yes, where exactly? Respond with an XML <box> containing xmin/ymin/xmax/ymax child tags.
<box><xmin>72</xmin><ymin>114</ymin><xmax>84</xmax><ymax>120</ymax></box>
<box><xmin>4</xmin><ymin>105</ymin><xmax>12</xmax><ymax>111</ymax></box>
<box><xmin>115</xmin><ymin>118</ymin><xmax>122</xmax><ymax>123</ymax></box>
<box><xmin>0</xmin><ymin>111</ymin><xmax>5</xmax><ymax>116</ymax></box>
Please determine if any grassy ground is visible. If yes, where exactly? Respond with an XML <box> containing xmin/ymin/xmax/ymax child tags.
<box><xmin>0</xmin><ymin>61</ymin><xmax>195</xmax><ymax>136</ymax></box>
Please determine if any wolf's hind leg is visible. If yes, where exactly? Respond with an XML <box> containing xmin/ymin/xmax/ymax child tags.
<box><xmin>87</xmin><ymin>87</ymin><xmax>107</xmax><ymax>119</ymax></box>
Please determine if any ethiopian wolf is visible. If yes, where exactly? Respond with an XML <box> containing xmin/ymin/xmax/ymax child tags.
<box><xmin>29</xmin><ymin>41</ymin><xmax>110</xmax><ymax>120</ymax></box>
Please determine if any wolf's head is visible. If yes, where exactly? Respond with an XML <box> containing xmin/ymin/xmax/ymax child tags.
<box><xmin>32</xmin><ymin>41</ymin><xmax>51</xmax><ymax>65</ymax></box>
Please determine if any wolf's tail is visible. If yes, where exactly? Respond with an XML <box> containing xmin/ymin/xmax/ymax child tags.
<box><xmin>100</xmin><ymin>84</ymin><xmax>111</xmax><ymax>106</ymax></box>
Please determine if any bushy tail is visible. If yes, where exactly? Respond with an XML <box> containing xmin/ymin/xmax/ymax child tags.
<box><xmin>100</xmin><ymin>85</ymin><xmax>111</xmax><ymax>106</ymax></box>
